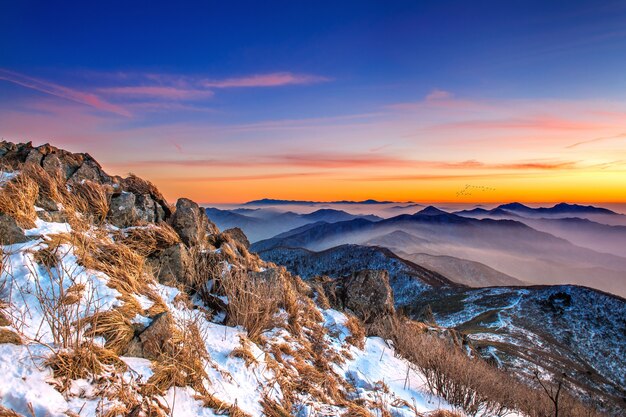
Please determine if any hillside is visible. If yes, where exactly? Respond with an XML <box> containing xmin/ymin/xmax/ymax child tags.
<box><xmin>0</xmin><ymin>142</ymin><xmax>616</xmax><ymax>417</ymax></box>
<box><xmin>251</xmin><ymin>208</ymin><xmax>626</xmax><ymax>296</ymax></box>
<box><xmin>401</xmin><ymin>286</ymin><xmax>626</xmax><ymax>413</ymax></box>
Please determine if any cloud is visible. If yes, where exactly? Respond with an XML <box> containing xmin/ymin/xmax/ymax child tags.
<box><xmin>106</xmin><ymin>152</ymin><xmax>579</xmax><ymax>172</ymax></box>
<box><xmin>566</xmin><ymin>132</ymin><xmax>626</xmax><ymax>149</ymax></box>
<box><xmin>98</xmin><ymin>86</ymin><xmax>214</xmax><ymax>100</ymax></box>
<box><xmin>201</xmin><ymin>72</ymin><xmax>330</xmax><ymax>88</ymax></box>
<box><xmin>426</xmin><ymin>89</ymin><xmax>453</xmax><ymax>101</ymax></box>
<box><xmin>162</xmin><ymin>172</ymin><xmax>320</xmax><ymax>182</ymax></box>
<box><xmin>431</xmin><ymin>116</ymin><xmax>603</xmax><ymax>131</ymax></box>
<box><xmin>0</xmin><ymin>68</ymin><xmax>131</xmax><ymax>117</ymax></box>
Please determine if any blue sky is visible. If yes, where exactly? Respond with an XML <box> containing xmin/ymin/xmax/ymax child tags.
<box><xmin>1</xmin><ymin>0</ymin><xmax>626</xmax><ymax>203</ymax></box>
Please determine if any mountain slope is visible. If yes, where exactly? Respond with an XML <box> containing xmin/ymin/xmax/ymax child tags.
<box><xmin>252</xmin><ymin>208</ymin><xmax>626</xmax><ymax>296</ymax></box>
<box><xmin>205</xmin><ymin>207</ymin><xmax>380</xmax><ymax>242</ymax></box>
<box><xmin>256</xmin><ymin>244</ymin><xmax>456</xmax><ymax>303</ymax></box>
<box><xmin>401</xmin><ymin>285</ymin><xmax>626</xmax><ymax>414</ymax></box>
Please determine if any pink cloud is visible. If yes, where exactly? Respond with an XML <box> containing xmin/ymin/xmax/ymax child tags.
<box><xmin>201</xmin><ymin>72</ymin><xmax>330</xmax><ymax>88</ymax></box>
<box><xmin>99</xmin><ymin>86</ymin><xmax>214</xmax><ymax>100</ymax></box>
<box><xmin>426</xmin><ymin>89</ymin><xmax>453</xmax><ymax>101</ymax></box>
<box><xmin>0</xmin><ymin>68</ymin><xmax>131</xmax><ymax>117</ymax></box>
<box><xmin>431</xmin><ymin>116</ymin><xmax>603</xmax><ymax>131</ymax></box>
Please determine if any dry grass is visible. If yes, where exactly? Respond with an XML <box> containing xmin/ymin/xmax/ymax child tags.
<box><xmin>69</xmin><ymin>180</ymin><xmax>112</xmax><ymax>224</ymax></box>
<box><xmin>260</xmin><ymin>397</ymin><xmax>294</xmax><ymax>417</ymax></box>
<box><xmin>0</xmin><ymin>328</ymin><xmax>22</xmax><ymax>344</ymax></box>
<box><xmin>229</xmin><ymin>335</ymin><xmax>259</xmax><ymax>367</ymax></box>
<box><xmin>218</xmin><ymin>268</ymin><xmax>283</xmax><ymax>342</ymax></box>
<box><xmin>143</xmin><ymin>318</ymin><xmax>210</xmax><ymax>397</ymax></box>
<box><xmin>116</xmin><ymin>223</ymin><xmax>180</xmax><ymax>257</ymax></box>
<box><xmin>428</xmin><ymin>411</ymin><xmax>463</xmax><ymax>417</ymax></box>
<box><xmin>345</xmin><ymin>315</ymin><xmax>365</xmax><ymax>349</ymax></box>
<box><xmin>78</xmin><ymin>238</ymin><xmax>148</xmax><ymax>295</ymax></box>
<box><xmin>0</xmin><ymin>405</ymin><xmax>26</xmax><ymax>417</ymax></box>
<box><xmin>341</xmin><ymin>404</ymin><xmax>374</xmax><ymax>417</ymax></box>
<box><xmin>45</xmin><ymin>342</ymin><xmax>126</xmax><ymax>391</ymax></box>
<box><xmin>0</xmin><ymin>172</ymin><xmax>39</xmax><ymax>228</ymax></box>
<box><xmin>86</xmin><ymin>308</ymin><xmax>136</xmax><ymax>354</ymax></box>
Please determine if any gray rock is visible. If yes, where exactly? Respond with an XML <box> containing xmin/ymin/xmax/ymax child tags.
<box><xmin>107</xmin><ymin>191</ymin><xmax>138</xmax><ymax>227</ymax></box>
<box><xmin>25</xmin><ymin>149</ymin><xmax>44</xmax><ymax>166</ymax></box>
<box><xmin>147</xmin><ymin>243</ymin><xmax>193</xmax><ymax>286</ymax></box>
<box><xmin>170</xmin><ymin>198</ymin><xmax>218</xmax><ymax>247</ymax></box>
<box><xmin>223</xmin><ymin>227</ymin><xmax>250</xmax><ymax>249</ymax></box>
<box><xmin>135</xmin><ymin>194</ymin><xmax>156</xmax><ymax>223</ymax></box>
<box><xmin>70</xmin><ymin>159</ymin><xmax>103</xmax><ymax>183</ymax></box>
<box><xmin>341</xmin><ymin>269</ymin><xmax>395</xmax><ymax>323</ymax></box>
<box><xmin>36</xmin><ymin>210</ymin><xmax>68</xmax><ymax>223</ymax></box>
<box><xmin>124</xmin><ymin>312</ymin><xmax>175</xmax><ymax>360</ymax></box>
<box><xmin>0</xmin><ymin>213</ymin><xmax>31</xmax><ymax>245</ymax></box>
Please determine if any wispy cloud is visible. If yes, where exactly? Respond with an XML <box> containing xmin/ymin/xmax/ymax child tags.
<box><xmin>161</xmin><ymin>172</ymin><xmax>320</xmax><ymax>182</ymax></box>
<box><xmin>98</xmin><ymin>86</ymin><xmax>214</xmax><ymax>100</ymax></box>
<box><xmin>201</xmin><ymin>72</ymin><xmax>330</xmax><ymax>88</ymax></box>
<box><xmin>566</xmin><ymin>132</ymin><xmax>626</xmax><ymax>148</ymax></box>
<box><xmin>426</xmin><ymin>89</ymin><xmax>453</xmax><ymax>101</ymax></box>
<box><xmin>0</xmin><ymin>68</ymin><xmax>131</xmax><ymax>117</ymax></box>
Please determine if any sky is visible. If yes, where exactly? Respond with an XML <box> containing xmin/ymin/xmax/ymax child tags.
<box><xmin>1</xmin><ymin>0</ymin><xmax>626</xmax><ymax>204</ymax></box>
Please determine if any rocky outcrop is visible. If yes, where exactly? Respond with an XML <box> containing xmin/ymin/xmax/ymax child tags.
<box><xmin>0</xmin><ymin>214</ymin><xmax>31</xmax><ymax>245</ymax></box>
<box><xmin>170</xmin><ymin>198</ymin><xmax>218</xmax><ymax>247</ymax></box>
<box><xmin>125</xmin><ymin>312</ymin><xmax>175</xmax><ymax>360</ymax></box>
<box><xmin>146</xmin><ymin>243</ymin><xmax>194</xmax><ymax>286</ymax></box>
<box><xmin>0</xmin><ymin>141</ymin><xmax>171</xmax><ymax>228</ymax></box>
<box><xmin>324</xmin><ymin>269</ymin><xmax>396</xmax><ymax>323</ymax></box>
<box><xmin>223</xmin><ymin>227</ymin><xmax>250</xmax><ymax>249</ymax></box>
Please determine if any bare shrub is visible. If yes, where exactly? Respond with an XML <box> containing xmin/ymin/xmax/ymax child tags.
<box><xmin>218</xmin><ymin>268</ymin><xmax>283</xmax><ymax>341</ymax></box>
<box><xmin>143</xmin><ymin>316</ymin><xmax>211</xmax><ymax>396</ymax></box>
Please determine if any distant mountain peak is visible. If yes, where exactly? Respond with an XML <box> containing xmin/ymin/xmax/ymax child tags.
<box><xmin>497</xmin><ymin>202</ymin><xmax>532</xmax><ymax>211</ymax></box>
<box><xmin>243</xmin><ymin>198</ymin><xmax>413</xmax><ymax>206</ymax></box>
<box><xmin>417</xmin><ymin>206</ymin><xmax>450</xmax><ymax>216</ymax></box>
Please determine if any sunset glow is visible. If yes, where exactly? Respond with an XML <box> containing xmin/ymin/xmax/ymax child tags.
<box><xmin>2</xmin><ymin>1</ymin><xmax>626</xmax><ymax>204</ymax></box>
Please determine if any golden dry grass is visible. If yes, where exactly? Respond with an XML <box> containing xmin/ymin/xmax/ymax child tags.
<box><xmin>219</xmin><ymin>268</ymin><xmax>283</xmax><ymax>342</ymax></box>
<box><xmin>86</xmin><ymin>308</ymin><xmax>136</xmax><ymax>354</ymax></box>
<box><xmin>143</xmin><ymin>320</ymin><xmax>210</xmax><ymax>397</ymax></box>
<box><xmin>345</xmin><ymin>315</ymin><xmax>366</xmax><ymax>350</ymax></box>
<box><xmin>0</xmin><ymin>405</ymin><xmax>26</xmax><ymax>417</ymax></box>
<box><xmin>0</xmin><ymin>172</ymin><xmax>39</xmax><ymax>228</ymax></box>
<box><xmin>229</xmin><ymin>336</ymin><xmax>259</xmax><ymax>368</ymax></box>
<box><xmin>70</xmin><ymin>180</ymin><xmax>112</xmax><ymax>224</ymax></box>
<box><xmin>116</xmin><ymin>223</ymin><xmax>180</xmax><ymax>257</ymax></box>
<box><xmin>45</xmin><ymin>342</ymin><xmax>126</xmax><ymax>390</ymax></box>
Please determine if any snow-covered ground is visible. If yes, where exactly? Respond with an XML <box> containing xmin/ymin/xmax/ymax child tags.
<box><xmin>0</xmin><ymin>218</ymin><xmax>453</xmax><ymax>417</ymax></box>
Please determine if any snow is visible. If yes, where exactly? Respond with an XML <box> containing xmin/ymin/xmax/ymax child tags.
<box><xmin>2</xmin><ymin>237</ymin><xmax>121</xmax><ymax>343</ymax></box>
<box><xmin>0</xmin><ymin>170</ymin><xmax>18</xmax><ymax>186</ymax></box>
<box><xmin>0</xmin><ymin>344</ymin><xmax>68</xmax><ymax>417</ymax></box>
<box><xmin>24</xmin><ymin>218</ymin><xmax>72</xmax><ymax>236</ymax></box>
<box><xmin>164</xmin><ymin>387</ymin><xmax>219</xmax><ymax>417</ymax></box>
<box><xmin>0</xmin><ymin>217</ymin><xmax>464</xmax><ymax>417</ymax></box>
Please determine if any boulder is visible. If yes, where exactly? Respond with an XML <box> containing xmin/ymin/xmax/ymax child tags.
<box><xmin>135</xmin><ymin>194</ymin><xmax>157</xmax><ymax>224</ymax></box>
<box><xmin>170</xmin><ymin>198</ymin><xmax>218</xmax><ymax>247</ymax></box>
<box><xmin>0</xmin><ymin>213</ymin><xmax>31</xmax><ymax>245</ymax></box>
<box><xmin>125</xmin><ymin>312</ymin><xmax>175</xmax><ymax>360</ymax></box>
<box><xmin>107</xmin><ymin>191</ymin><xmax>138</xmax><ymax>227</ymax></box>
<box><xmin>341</xmin><ymin>269</ymin><xmax>395</xmax><ymax>323</ymax></box>
<box><xmin>223</xmin><ymin>227</ymin><xmax>250</xmax><ymax>249</ymax></box>
<box><xmin>70</xmin><ymin>158</ymin><xmax>106</xmax><ymax>183</ymax></box>
<box><xmin>146</xmin><ymin>243</ymin><xmax>193</xmax><ymax>286</ymax></box>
